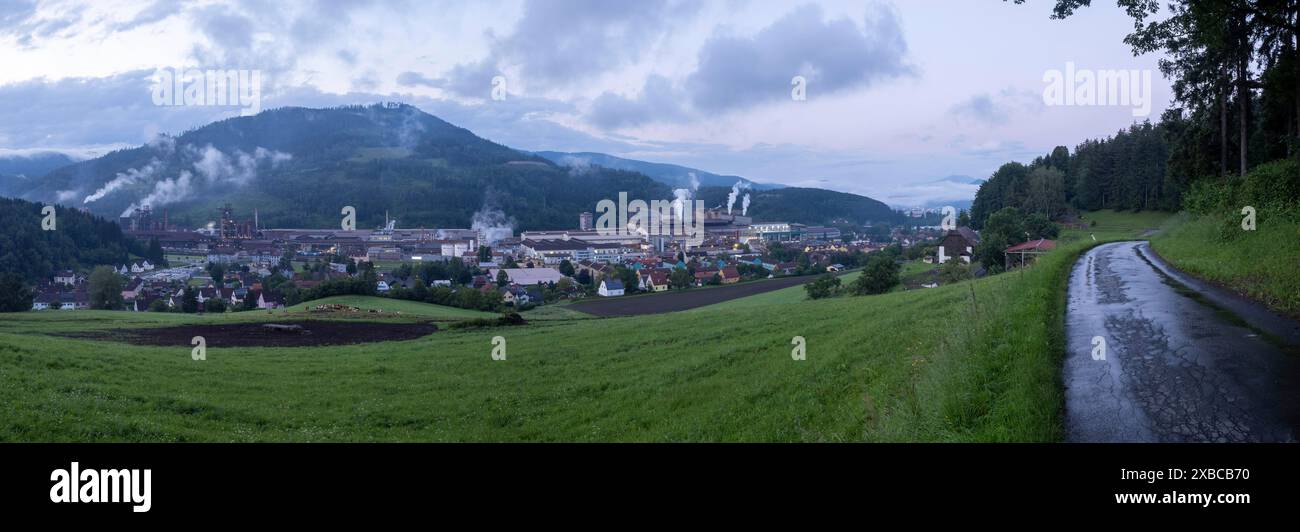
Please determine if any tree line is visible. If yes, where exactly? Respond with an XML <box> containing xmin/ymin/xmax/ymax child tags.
<box><xmin>979</xmin><ymin>0</ymin><xmax>1299</xmax><ymax>228</ymax></box>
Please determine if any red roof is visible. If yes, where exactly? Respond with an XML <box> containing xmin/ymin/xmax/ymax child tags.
<box><xmin>1004</xmin><ymin>239</ymin><xmax>1057</xmax><ymax>253</ymax></box>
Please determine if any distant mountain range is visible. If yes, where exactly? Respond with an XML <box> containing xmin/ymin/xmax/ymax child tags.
<box><xmin>533</xmin><ymin>151</ymin><xmax>782</xmax><ymax>191</ymax></box>
<box><xmin>0</xmin><ymin>152</ymin><xmax>81</xmax><ymax>197</ymax></box>
<box><xmin>7</xmin><ymin>103</ymin><xmax>901</xmax><ymax>229</ymax></box>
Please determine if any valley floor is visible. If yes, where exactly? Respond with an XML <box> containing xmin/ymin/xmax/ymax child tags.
<box><xmin>0</xmin><ymin>217</ymin><xmax>1173</xmax><ymax>443</ymax></box>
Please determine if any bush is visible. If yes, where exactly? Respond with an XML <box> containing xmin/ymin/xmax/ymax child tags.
<box><xmin>1182</xmin><ymin>178</ymin><xmax>1237</xmax><ymax>216</ymax></box>
<box><xmin>203</xmin><ymin>298</ymin><xmax>227</xmax><ymax>313</ymax></box>
<box><xmin>0</xmin><ymin>273</ymin><xmax>32</xmax><ymax>312</ymax></box>
<box><xmin>804</xmin><ymin>273</ymin><xmax>841</xmax><ymax>299</ymax></box>
<box><xmin>1240</xmin><ymin>160</ymin><xmax>1300</xmax><ymax>218</ymax></box>
<box><xmin>849</xmin><ymin>254</ymin><xmax>900</xmax><ymax>296</ymax></box>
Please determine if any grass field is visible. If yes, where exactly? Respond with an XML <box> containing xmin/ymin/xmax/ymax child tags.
<box><xmin>1150</xmin><ymin>212</ymin><xmax>1300</xmax><ymax>318</ymax></box>
<box><xmin>1062</xmin><ymin>209</ymin><xmax>1173</xmax><ymax>242</ymax></box>
<box><xmin>0</xmin><ymin>232</ymin><xmax>1110</xmax><ymax>442</ymax></box>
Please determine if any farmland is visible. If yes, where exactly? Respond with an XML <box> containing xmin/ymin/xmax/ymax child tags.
<box><xmin>0</xmin><ymin>236</ymin><xmax>1105</xmax><ymax>442</ymax></box>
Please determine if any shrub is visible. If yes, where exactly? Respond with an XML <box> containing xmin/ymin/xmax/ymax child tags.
<box><xmin>1239</xmin><ymin>160</ymin><xmax>1300</xmax><ymax>218</ymax></box>
<box><xmin>849</xmin><ymin>255</ymin><xmax>900</xmax><ymax>296</ymax></box>
<box><xmin>804</xmin><ymin>273</ymin><xmax>841</xmax><ymax>299</ymax></box>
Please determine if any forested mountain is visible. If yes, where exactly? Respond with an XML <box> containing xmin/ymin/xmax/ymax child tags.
<box><xmin>0</xmin><ymin>152</ymin><xmax>79</xmax><ymax>197</ymax></box>
<box><xmin>0</xmin><ymin>197</ymin><xmax>150</xmax><ymax>282</ymax></box>
<box><xmin>15</xmin><ymin>104</ymin><xmax>672</xmax><ymax>231</ymax></box>
<box><xmin>11</xmin><ymin>103</ymin><xmax>895</xmax><ymax>231</ymax></box>
<box><xmin>0</xmin><ymin>152</ymin><xmax>77</xmax><ymax>177</ymax></box>
<box><xmin>533</xmin><ymin>151</ymin><xmax>783</xmax><ymax>191</ymax></box>
<box><xmin>696</xmin><ymin>185</ymin><xmax>902</xmax><ymax>225</ymax></box>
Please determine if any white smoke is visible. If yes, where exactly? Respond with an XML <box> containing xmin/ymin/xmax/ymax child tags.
<box><xmin>726</xmin><ymin>180</ymin><xmax>751</xmax><ymax>215</ymax></box>
<box><xmin>146</xmin><ymin>133</ymin><xmax>176</xmax><ymax>155</ymax></box>
<box><xmin>471</xmin><ymin>202</ymin><xmax>516</xmax><ymax>246</ymax></box>
<box><xmin>191</xmin><ymin>144</ymin><xmax>291</xmax><ymax>187</ymax></box>
<box><xmin>560</xmin><ymin>155</ymin><xmax>593</xmax><ymax>176</ymax></box>
<box><xmin>55</xmin><ymin>189</ymin><xmax>79</xmax><ymax>202</ymax></box>
<box><xmin>686</xmin><ymin>172</ymin><xmax>700</xmax><ymax>191</ymax></box>
<box><xmin>84</xmin><ymin>158</ymin><xmax>164</xmax><ymax>204</ymax></box>
<box><xmin>742</xmin><ymin>193</ymin><xmax>751</xmax><ymax>216</ymax></box>
<box><xmin>671</xmin><ymin>188</ymin><xmax>692</xmax><ymax>221</ymax></box>
<box><xmin>122</xmin><ymin>170</ymin><xmax>194</xmax><ymax>216</ymax></box>
<box><xmin>112</xmin><ymin>144</ymin><xmax>290</xmax><ymax>215</ymax></box>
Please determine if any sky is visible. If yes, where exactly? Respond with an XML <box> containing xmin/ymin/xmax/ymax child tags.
<box><xmin>0</xmin><ymin>0</ymin><xmax>1174</xmax><ymax>207</ymax></box>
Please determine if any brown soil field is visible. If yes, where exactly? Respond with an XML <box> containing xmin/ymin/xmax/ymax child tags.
<box><xmin>58</xmin><ymin>320</ymin><xmax>438</xmax><ymax>347</ymax></box>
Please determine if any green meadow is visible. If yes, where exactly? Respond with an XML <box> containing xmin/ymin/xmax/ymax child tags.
<box><xmin>1151</xmin><ymin>212</ymin><xmax>1300</xmax><ymax>318</ymax></box>
<box><xmin>0</xmin><ymin>219</ymin><xmax>1169</xmax><ymax>442</ymax></box>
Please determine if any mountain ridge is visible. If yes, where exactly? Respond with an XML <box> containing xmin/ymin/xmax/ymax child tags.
<box><xmin>13</xmin><ymin>103</ymin><xmax>900</xmax><ymax>229</ymax></box>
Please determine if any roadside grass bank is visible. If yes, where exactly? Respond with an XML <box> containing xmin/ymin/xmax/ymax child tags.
<box><xmin>1150</xmin><ymin>212</ymin><xmax>1300</xmax><ymax>319</ymax></box>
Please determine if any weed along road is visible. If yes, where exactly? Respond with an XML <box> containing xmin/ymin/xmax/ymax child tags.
<box><xmin>1063</xmin><ymin>241</ymin><xmax>1300</xmax><ymax>442</ymax></box>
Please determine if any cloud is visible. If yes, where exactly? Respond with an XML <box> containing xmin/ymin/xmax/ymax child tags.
<box><xmin>438</xmin><ymin>0</ymin><xmax>692</xmax><ymax>97</ymax></box>
<box><xmin>581</xmin><ymin>2</ymin><xmax>913</xmax><ymax>129</ymax></box>
<box><xmin>396</xmin><ymin>71</ymin><xmax>443</xmax><ymax>89</ymax></box>
<box><xmin>948</xmin><ymin>88</ymin><xmax>1043</xmax><ymax>126</ymax></box>
<box><xmin>685</xmin><ymin>3</ymin><xmax>912</xmax><ymax>113</ymax></box>
<box><xmin>0</xmin><ymin>70</ymin><xmax>252</xmax><ymax>148</ymax></box>
<box><xmin>588</xmin><ymin>75</ymin><xmax>685</xmax><ymax>129</ymax></box>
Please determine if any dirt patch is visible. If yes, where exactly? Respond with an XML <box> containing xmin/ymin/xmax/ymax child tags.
<box><xmin>59</xmin><ymin>320</ymin><xmax>438</xmax><ymax>347</ymax></box>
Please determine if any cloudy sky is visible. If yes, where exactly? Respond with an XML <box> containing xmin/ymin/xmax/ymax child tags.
<box><xmin>0</xmin><ymin>0</ymin><xmax>1172</xmax><ymax>207</ymax></box>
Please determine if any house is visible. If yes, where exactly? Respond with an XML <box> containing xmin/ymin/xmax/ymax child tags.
<box><xmin>54</xmin><ymin>270</ymin><xmax>78</xmax><ymax>286</ymax></box>
<box><xmin>1003</xmin><ymin>239</ymin><xmax>1057</xmax><ymax>269</ymax></box>
<box><xmin>376</xmin><ymin>280</ymin><xmax>391</xmax><ymax>293</ymax></box>
<box><xmin>31</xmin><ymin>292</ymin><xmax>56</xmax><ymax>310</ymax></box>
<box><xmin>132</xmin><ymin>293</ymin><xmax>167</xmax><ymax>311</ymax></box>
<box><xmin>640</xmin><ymin>269</ymin><xmax>670</xmax><ymax>292</ymax></box>
<box><xmin>694</xmin><ymin>270</ymin><xmax>719</xmax><ymax>285</ymax></box>
<box><xmin>719</xmin><ymin>266</ymin><xmax>740</xmax><ymax>284</ymax></box>
<box><xmin>58</xmin><ymin>292</ymin><xmax>89</xmax><ymax>310</ymax></box>
<box><xmin>938</xmin><ymin>227</ymin><xmax>980</xmax><ymax>264</ymax></box>
<box><xmin>598</xmin><ymin>279</ymin><xmax>624</xmax><ymax>297</ymax></box>
<box><xmin>826</xmin><ymin>263</ymin><xmax>846</xmax><ymax>272</ymax></box>
<box><xmin>121</xmin><ymin>277</ymin><xmax>144</xmax><ymax>300</ymax></box>
<box><xmin>501</xmin><ymin>285</ymin><xmax>532</xmax><ymax>306</ymax></box>
<box><xmin>257</xmin><ymin>291</ymin><xmax>284</xmax><ymax>309</ymax></box>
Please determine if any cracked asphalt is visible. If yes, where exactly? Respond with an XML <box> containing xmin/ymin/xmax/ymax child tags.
<box><xmin>1063</xmin><ymin>241</ymin><xmax>1300</xmax><ymax>442</ymax></box>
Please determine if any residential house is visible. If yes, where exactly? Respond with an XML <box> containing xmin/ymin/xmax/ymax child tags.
<box><xmin>938</xmin><ymin>227</ymin><xmax>980</xmax><ymax>264</ymax></box>
<box><xmin>719</xmin><ymin>266</ymin><xmax>740</xmax><ymax>284</ymax></box>
<box><xmin>598</xmin><ymin>279</ymin><xmax>625</xmax><ymax>297</ymax></box>
<box><xmin>54</xmin><ymin>270</ymin><xmax>78</xmax><ymax>286</ymax></box>
<box><xmin>639</xmin><ymin>269</ymin><xmax>670</xmax><ymax>292</ymax></box>
<box><xmin>257</xmin><ymin>291</ymin><xmax>284</xmax><ymax>309</ymax></box>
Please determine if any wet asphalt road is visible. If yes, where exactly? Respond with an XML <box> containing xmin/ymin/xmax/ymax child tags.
<box><xmin>1063</xmin><ymin>241</ymin><xmax>1300</xmax><ymax>442</ymax></box>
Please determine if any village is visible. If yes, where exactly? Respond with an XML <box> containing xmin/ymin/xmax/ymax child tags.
<box><xmin>26</xmin><ymin>202</ymin><xmax>1054</xmax><ymax>313</ymax></box>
